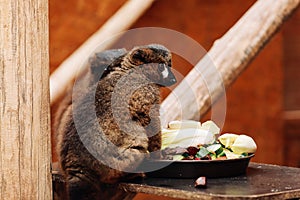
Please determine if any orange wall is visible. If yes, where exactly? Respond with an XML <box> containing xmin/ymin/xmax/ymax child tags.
<box><xmin>49</xmin><ymin>0</ymin><xmax>127</xmax><ymax>73</ymax></box>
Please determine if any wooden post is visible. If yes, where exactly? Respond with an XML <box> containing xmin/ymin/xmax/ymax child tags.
<box><xmin>161</xmin><ymin>0</ymin><xmax>300</xmax><ymax>127</ymax></box>
<box><xmin>0</xmin><ymin>0</ymin><xmax>52</xmax><ymax>199</ymax></box>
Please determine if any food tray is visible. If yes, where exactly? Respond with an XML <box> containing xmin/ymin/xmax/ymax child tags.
<box><xmin>144</xmin><ymin>154</ymin><xmax>254</xmax><ymax>178</ymax></box>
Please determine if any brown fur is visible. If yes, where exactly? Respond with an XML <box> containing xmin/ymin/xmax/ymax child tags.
<box><xmin>55</xmin><ymin>44</ymin><xmax>176</xmax><ymax>199</ymax></box>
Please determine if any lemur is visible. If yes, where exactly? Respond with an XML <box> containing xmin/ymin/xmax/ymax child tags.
<box><xmin>55</xmin><ymin>44</ymin><xmax>176</xmax><ymax>199</ymax></box>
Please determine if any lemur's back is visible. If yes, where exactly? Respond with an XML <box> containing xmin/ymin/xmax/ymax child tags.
<box><xmin>55</xmin><ymin>44</ymin><xmax>176</xmax><ymax>200</ymax></box>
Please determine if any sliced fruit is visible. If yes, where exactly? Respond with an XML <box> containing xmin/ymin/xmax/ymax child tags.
<box><xmin>218</xmin><ymin>133</ymin><xmax>239</xmax><ymax>148</ymax></box>
<box><xmin>196</xmin><ymin>147</ymin><xmax>210</xmax><ymax>158</ymax></box>
<box><xmin>168</xmin><ymin>120</ymin><xmax>201</xmax><ymax>130</ymax></box>
<box><xmin>162</xmin><ymin>128</ymin><xmax>215</xmax><ymax>149</ymax></box>
<box><xmin>201</xmin><ymin>120</ymin><xmax>220</xmax><ymax>135</ymax></box>
<box><xmin>172</xmin><ymin>155</ymin><xmax>185</xmax><ymax>161</ymax></box>
<box><xmin>223</xmin><ymin>149</ymin><xmax>241</xmax><ymax>159</ymax></box>
<box><xmin>187</xmin><ymin>146</ymin><xmax>199</xmax><ymax>156</ymax></box>
<box><xmin>206</xmin><ymin>144</ymin><xmax>222</xmax><ymax>153</ymax></box>
<box><xmin>215</xmin><ymin>156</ymin><xmax>227</xmax><ymax>160</ymax></box>
<box><xmin>231</xmin><ymin>135</ymin><xmax>257</xmax><ymax>154</ymax></box>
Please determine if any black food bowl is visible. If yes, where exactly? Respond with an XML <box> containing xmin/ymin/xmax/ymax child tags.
<box><xmin>143</xmin><ymin>154</ymin><xmax>254</xmax><ymax>178</ymax></box>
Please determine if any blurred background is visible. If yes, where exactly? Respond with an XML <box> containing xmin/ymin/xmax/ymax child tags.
<box><xmin>49</xmin><ymin>1</ymin><xmax>299</xmax><ymax>198</ymax></box>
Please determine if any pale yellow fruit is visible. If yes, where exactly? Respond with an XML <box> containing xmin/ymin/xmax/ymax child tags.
<box><xmin>223</xmin><ymin>149</ymin><xmax>241</xmax><ymax>159</ymax></box>
<box><xmin>172</xmin><ymin>155</ymin><xmax>185</xmax><ymax>161</ymax></box>
<box><xmin>231</xmin><ymin>135</ymin><xmax>257</xmax><ymax>154</ymax></box>
<box><xmin>168</xmin><ymin>120</ymin><xmax>201</xmax><ymax>130</ymax></box>
<box><xmin>201</xmin><ymin>120</ymin><xmax>220</xmax><ymax>135</ymax></box>
<box><xmin>161</xmin><ymin>128</ymin><xmax>215</xmax><ymax>149</ymax></box>
<box><xmin>218</xmin><ymin>133</ymin><xmax>239</xmax><ymax>148</ymax></box>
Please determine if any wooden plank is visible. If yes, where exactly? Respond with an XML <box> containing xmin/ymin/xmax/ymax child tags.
<box><xmin>120</xmin><ymin>163</ymin><xmax>300</xmax><ymax>200</ymax></box>
<box><xmin>161</xmin><ymin>0</ymin><xmax>300</xmax><ymax>127</ymax></box>
<box><xmin>50</xmin><ymin>0</ymin><xmax>155</xmax><ymax>104</ymax></box>
<box><xmin>284</xmin><ymin>110</ymin><xmax>300</xmax><ymax>120</ymax></box>
<box><xmin>0</xmin><ymin>0</ymin><xmax>52</xmax><ymax>199</ymax></box>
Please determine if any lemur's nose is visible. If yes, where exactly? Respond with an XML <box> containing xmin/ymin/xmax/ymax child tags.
<box><xmin>168</xmin><ymin>70</ymin><xmax>177</xmax><ymax>84</ymax></box>
<box><xmin>170</xmin><ymin>78</ymin><xmax>177</xmax><ymax>84</ymax></box>
<box><xmin>162</xmin><ymin>72</ymin><xmax>176</xmax><ymax>87</ymax></box>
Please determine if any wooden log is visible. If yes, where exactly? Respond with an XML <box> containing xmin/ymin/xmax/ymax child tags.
<box><xmin>0</xmin><ymin>0</ymin><xmax>52</xmax><ymax>199</ymax></box>
<box><xmin>50</xmin><ymin>0</ymin><xmax>155</xmax><ymax>104</ymax></box>
<box><xmin>161</xmin><ymin>0</ymin><xmax>300</xmax><ymax>127</ymax></box>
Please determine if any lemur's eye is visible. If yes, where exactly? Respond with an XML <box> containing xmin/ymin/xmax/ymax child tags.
<box><xmin>158</xmin><ymin>63</ymin><xmax>169</xmax><ymax>79</ymax></box>
<box><xmin>158</xmin><ymin>63</ymin><xmax>166</xmax><ymax>72</ymax></box>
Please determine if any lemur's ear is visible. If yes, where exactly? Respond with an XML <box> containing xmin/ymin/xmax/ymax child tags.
<box><xmin>130</xmin><ymin>47</ymin><xmax>152</xmax><ymax>64</ymax></box>
<box><xmin>89</xmin><ymin>49</ymin><xmax>127</xmax><ymax>76</ymax></box>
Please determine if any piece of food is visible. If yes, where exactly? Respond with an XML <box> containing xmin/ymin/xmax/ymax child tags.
<box><xmin>223</xmin><ymin>149</ymin><xmax>241</xmax><ymax>159</ymax></box>
<box><xmin>161</xmin><ymin>120</ymin><xmax>257</xmax><ymax>161</ymax></box>
<box><xmin>168</xmin><ymin>120</ymin><xmax>201</xmax><ymax>129</ymax></box>
<box><xmin>194</xmin><ymin>176</ymin><xmax>207</xmax><ymax>188</ymax></box>
<box><xmin>172</xmin><ymin>155</ymin><xmax>185</xmax><ymax>161</ymax></box>
<box><xmin>206</xmin><ymin>144</ymin><xmax>222</xmax><ymax>154</ymax></box>
<box><xmin>231</xmin><ymin>134</ymin><xmax>257</xmax><ymax>154</ymax></box>
<box><xmin>218</xmin><ymin>133</ymin><xmax>239</xmax><ymax>148</ymax></box>
<box><xmin>187</xmin><ymin>146</ymin><xmax>199</xmax><ymax>156</ymax></box>
<box><xmin>201</xmin><ymin>120</ymin><xmax>220</xmax><ymax>135</ymax></box>
<box><xmin>196</xmin><ymin>147</ymin><xmax>210</xmax><ymax>158</ymax></box>
<box><xmin>161</xmin><ymin>128</ymin><xmax>215</xmax><ymax>149</ymax></box>
<box><xmin>162</xmin><ymin>120</ymin><xmax>220</xmax><ymax>149</ymax></box>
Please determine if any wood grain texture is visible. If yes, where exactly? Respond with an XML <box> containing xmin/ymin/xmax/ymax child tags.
<box><xmin>0</xmin><ymin>0</ymin><xmax>52</xmax><ymax>199</ymax></box>
<box><xmin>161</xmin><ymin>0</ymin><xmax>300</xmax><ymax>127</ymax></box>
<box><xmin>121</xmin><ymin>163</ymin><xmax>300</xmax><ymax>200</ymax></box>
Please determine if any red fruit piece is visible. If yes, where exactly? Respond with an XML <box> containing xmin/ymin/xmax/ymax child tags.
<box><xmin>187</xmin><ymin>146</ymin><xmax>199</xmax><ymax>156</ymax></box>
<box><xmin>182</xmin><ymin>155</ymin><xmax>194</xmax><ymax>160</ymax></box>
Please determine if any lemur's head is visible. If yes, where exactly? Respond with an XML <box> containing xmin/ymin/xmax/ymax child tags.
<box><xmin>125</xmin><ymin>44</ymin><xmax>177</xmax><ymax>87</ymax></box>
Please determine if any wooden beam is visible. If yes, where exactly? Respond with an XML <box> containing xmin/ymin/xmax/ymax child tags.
<box><xmin>50</xmin><ymin>0</ymin><xmax>155</xmax><ymax>104</ymax></box>
<box><xmin>0</xmin><ymin>0</ymin><xmax>52</xmax><ymax>199</ymax></box>
<box><xmin>161</xmin><ymin>0</ymin><xmax>300</xmax><ymax>127</ymax></box>
<box><xmin>284</xmin><ymin>110</ymin><xmax>300</xmax><ymax>120</ymax></box>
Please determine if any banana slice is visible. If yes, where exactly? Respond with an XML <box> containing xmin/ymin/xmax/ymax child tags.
<box><xmin>231</xmin><ymin>135</ymin><xmax>257</xmax><ymax>154</ymax></box>
<box><xmin>201</xmin><ymin>120</ymin><xmax>220</xmax><ymax>135</ymax></box>
<box><xmin>218</xmin><ymin>133</ymin><xmax>239</xmax><ymax>148</ymax></box>
<box><xmin>168</xmin><ymin>120</ymin><xmax>201</xmax><ymax>130</ymax></box>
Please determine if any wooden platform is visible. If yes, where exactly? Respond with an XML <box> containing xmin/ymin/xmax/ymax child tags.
<box><xmin>120</xmin><ymin>163</ymin><xmax>300</xmax><ymax>200</ymax></box>
<box><xmin>53</xmin><ymin>162</ymin><xmax>300</xmax><ymax>199</ymax></box>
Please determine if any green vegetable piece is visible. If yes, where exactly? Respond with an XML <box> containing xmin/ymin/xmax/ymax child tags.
<box><xmin>216</xmin><ymin>147</ymin><xmax>223</xmax><ymax>155</ymax></box>
<box><xmin>182</xmin><ymin>152</ymin><xmax>189</xmax><ymax>157</ymax></box>
<box><xmin>241</xmin><ymin>152</ymin><xmax>248</xmax><ymax>157</ymax></box>
<box><xmin>210</xmin><ymin>153</ymin><xmax>217</xmax><ymax>160</ymax></box>
<box><xmin>197</xmin><ymin>147</ymin><xmax>210</xmax><ymax>158</ymax></box>
<box><xmin>217</xmin><ymin>151</ymin><xmax>225</xmax><ymax>158</ymax></box>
